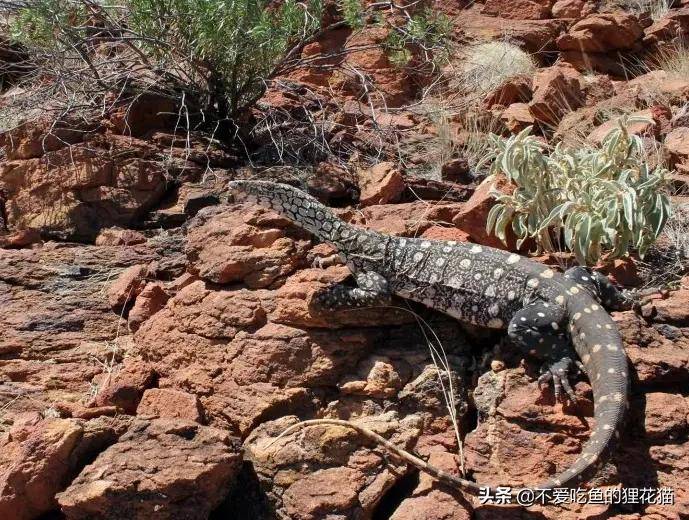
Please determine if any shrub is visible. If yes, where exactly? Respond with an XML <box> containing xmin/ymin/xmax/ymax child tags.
<box><xmin>6</xmin><ymin>0</ymin><xmax>450</xmax><ymax>135</ymax></box>
<box><xmin>9</xmin><ymin>0</ymin><xmax>327</xmax><ymax>121</ymax></box>
<box><xmin>485</xmin><ymin>117</ymin><xmax>672</xmax><ymax>265</ymax></box>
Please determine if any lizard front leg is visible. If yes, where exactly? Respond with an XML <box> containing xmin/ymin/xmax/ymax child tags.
<box><xmin>564</xmin><ymin>266</ymin><xmax>633</xmax><ymax>311</ymax></box>
<box><xmin>310</xmin><ymin>271</ymin><xmax>391</xmax><ymax>313</ymax></box>
<box><xmin>508</xmin><ymin>301</ymin><xmax>581</xmax><ymax>402</ymax></box>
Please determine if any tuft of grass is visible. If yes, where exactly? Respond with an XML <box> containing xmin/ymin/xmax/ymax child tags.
<box><xmin>449</xmin><ymin>41</ymin><xmax>536</xmax><ymax>104</ymax></box>
<box><xmin>654</xmin><ymin>39</ymin><xmax>689</xmax><ymax>81</ymax></box>
<box><xmin>618</xmin><ymin>0</ymin><xmax>672</xmax><ymax>21</ymax></box>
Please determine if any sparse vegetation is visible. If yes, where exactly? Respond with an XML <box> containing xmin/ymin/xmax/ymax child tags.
<box><xmin>618</xmin><ymin>0</ymin><xmax>672</xmax><ymax>21</ymax></box>
<box><xmin>638</xmin><ymin>202</ymin><xmax>689</xmax><ymax>289</ymax></box>
<box><xmin>485</xmin><ymin>118</ymin><xmax>672</xmax><ymax>265</ymax></box>
<box><xmin>450</xmin><ymin>41</ymin><xmax>536</xmax><ymax>105</ymax></box>
<box><xmin>654</xmin><ymin>39</ymin><xmax>689</xmax><ymax>81</ymax></box>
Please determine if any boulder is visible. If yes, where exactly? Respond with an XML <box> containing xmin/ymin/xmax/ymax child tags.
<box><xmin>93</xmin><ymin>360</ymin><xmax>156</xmax><ymax>414</ymax></box>
<box><xmin>185</xmin><ymin>204</ymin><xmax>311</xmax><ymax>288</ymax></box>
<box><xmin>501</xmin><ymin>102</ymin><xmax>536</xmax><ymax>133</ymax></box>
<box><xmin>483</xmin><ymin>75</ymin><xmax>533</xmax><ymax>109</ymax></box>
<box><xmin>127</xmin><ymin>282</ymin><xmax>169</xmax><ymax>332</ymax></box>
<box><xmin>107</xmin><ymin>264</ymin><xmax>151</xmax><ymax>310</ymax></box>
<box><xmin>137</xmin><ymin>388</ymin><xmax>204</xmax><ymax>423</ymax></box>
<box><xmin>482</xmin><ymin>0</ymin><xmax>553</xmax><ymax>20</ymax></box>
<box><xmin>358</xmin><ymin>162</ymin><xmax>405</xmax><ymax>206</ymax></box>
<box><xmin>665</xmin><ymin>127</ymin><xmax>689</xmax><ymax>168</ymax></box>
<box><xmin>551</xmin><ymin>0</ymin><xmax>591</xmax><ymax>19</ymax></box>
<box><xmin>95</xmin><ymin>228</ymin><xmax>147</xmax><ymax>246</ymax></box>
<box><xmin>452</xmin><ymin>174</ymin><xmax>520</xmax><ymax>250</ymax></box>
<box><xmin>556</xmin><ymin>13</ymin><xmax>644</xmax><ymax>52</ymax></box>
<box><xmin>453</xmin><ymin>7</ymin><xmax>566</xmax><ymax>54</ymax></box>
<box><xmin>529</xmin><ymin>64</ymin><xmax>584</xmax><ymax>126</ymax></box>
<box><xmin>57</xmin><ymin>419</ymin><xmax>242</xmax><ymax>520</ymax></box>
<box><xmin>0</xmin><ymin>418</ymin><xmax>83</xmax><ymax>520</ymax></box>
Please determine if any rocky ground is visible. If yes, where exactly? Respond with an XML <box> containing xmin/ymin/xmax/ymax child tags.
<box><xmin>3</xmin><ymin>1</ymin><xmax>689</xmax><ymax>519</ymax></box>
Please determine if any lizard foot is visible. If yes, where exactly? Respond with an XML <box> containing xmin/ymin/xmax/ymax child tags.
<box><xmin>312</xmin><ymin>253</ymin><xmax>343</xmax><ymax>269</ymax></box>
<box><xmin>538</xmin><ymin>357</ymin><xmax>582</xmax><ymax>403</ymax></box>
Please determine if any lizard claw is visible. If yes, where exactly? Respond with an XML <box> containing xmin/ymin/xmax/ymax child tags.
<box><xmin>538</xmin><ymin>357</ymin><xmax>578</xmax><ymax>403</ymax></box>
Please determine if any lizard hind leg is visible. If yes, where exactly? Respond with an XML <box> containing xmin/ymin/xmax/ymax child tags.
<box><xmin>309</xmin><ymin>271</ymin><xmax>392</xmax><ymax>314</ymax></box>
<box><xmin>508</xmin><ymin>301</ymin><xmax>581</xmax><ymax>403</ymax></box>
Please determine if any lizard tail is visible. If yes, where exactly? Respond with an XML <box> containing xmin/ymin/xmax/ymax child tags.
<box><xmin>227</xmin><ymin>180</ymin><xmax>355</xmax><ymax>246</ymax></box>
<box><xmin>535</xmin><ymin>299</ymin><xmax>629</xmax><ymax>489</ymax></box>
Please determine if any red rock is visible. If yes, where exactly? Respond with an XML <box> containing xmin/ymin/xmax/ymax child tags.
<box><xmin>440</xmin><ymin>157</ymin><xmax>472</xmax><ymax>183</ymax></box>
<box><xmin>599</xmin><ymin>257</ymin><xmax>642</xmax><ymax>287</ymax></box>
<box><xmin>644</xmin><ymin>7</ymin><xmax>689</xmax><ymax>46</ymax></box>
<box><xmin>272</xmin><ymin>267</ymin><xmax>412</xmax><ymax>329</ymax></box>
<box><xmin>338</xmin><ymin>355</ymin><xmax>412</xmax><ymax>399</ymax></box>
<box><xmin>556</xmin><ymin>13</ymin><xmax>644</xmax><ymax>52</ymax></box>
<box><xmin>626</xmin><ymin>70</ymin><xmax>689</xmax><ymax>104</ymax></box>
<box><xmin>391</xmin><ymin>489</ymin><xmax>472</xmax><ymax>520</ymax></box>
<box><xmin>651</xmin><ymin>281</ymin><xmax>689</xmax><ymax>325</ymax></box>
<box><xmin>665</xmin><ymin>127</ymin><xmax>689</xmax><ymax>168</ymax></box>
<box><xmin>137</xmin><ymin>388</ymin><xmax>204</xmax><ymax>423</ymax></box>
<box><xmin>351</xmin><ymin>201</ymin><xmax>463</xmax><ymax>237</ymax></box>
<box><xmin>107</xmin><ymin>93</ymin><xmax>176</xmax><ymax>138</ymax></box>
<box><xmin>453</xmin><ymin>7</ymin><xmax>566</xmax><ymax>54</ymax></box>
<box><xmin>482</xmin><ymin>0</ymin><xmax>553</xmax><ymax>20</ymax></box>
<box><xmin>559</xmin><ymin>50</ymin><xmax>631</xmax><ymax>77</ymax></box>
<box><xmin>95</xmin><ymin>227</ymin><xmax>146</xmax><ymax>246</ymax></box>
<box><xmin>616</xmin><ymin>311</ymin><xmax>689</xmax><ymax>384</ymax></box>
<box><xmin>282</xmin><ymin>467</ymin><xmax>367</xmax><ymax>519</ymax></box>
<box><xmin>0</xmin><ymin>228</ymin><xmax>41</xmax><ymax>249</ymax></box>
<box><xmin>551</xmin><ymin>0</ymin><xmax>589</xmax><ymax>18</ymax></box>
<box><xmin>482</xmin><ymin>75</ymin><xmax>533</xmax><ymax>109</ymax></box>
<box><xmin>358</xmin><ymin>162</ymin><xmax>405</xmax><ymax>206</ymax></box>
<box><xmin>421</xmin><ymin>226</ymin><xmax>471</xmax><ymax>242</ymax></box>
<box><xmin>2</xmin><ymin>118</ymin><xmax>86</xmax><ymax>160</ymax></box>
<box><xmin>466</xmin><ymin>368</ymin><xmax>594</xmax><ymax>489</ymax></box>
<box><xmin>643</xmin><ymin>392</ymin><xmax>689</xmax><ymax>441</ymax></box>
<box><xmin>452</xmin><ymin>174</ymin><xmax>520</xmax><ymax>251</ymax></box>
<box><xmin>529</xmin><ymin>65</ymin><xmax>584</xmax><ymax>126</ymax></box>
<box><xmin>93</xmin><ymin>360</ymin><xmax>156</xmax><ymax>414</ymax></box>
<box><xmin>186</xmin><ymin>204</ymin><xmax>311</xmax><ymax>288</ymax></box>
<box><xmin>127</xmin><ymin>282</ymin><xmax>169</xmax><ymax>332</ymax></box>
<box><xmin>307</xmin><ymin>162</ymin><xmax>358</xmax><ymax>204</ymax></box>
<box><xmin>0</xmin><ymin>418</ymin><xmax>83</xmax><ymax>520</ymax></box>
<box><xmin>391</xmin><ymin>452</ymin><xmax>471</xmax><ymax>520</ymax></box>
<box><xmin>329</xmin><ymin>27</ymin><xmax>419</xmax><ymax>107</ymax></box>
<box><xmin>107</xmin><ymin>264</ymin><xmax>150</xmax><ymax>310</ymax></box>
<box><xmin>501</xmin><ymin>102</ymin><xmax>536</xmax><ymax>132</ymax></box>
<box><xmin>57</xmin><ymin>418</ymin><xmax>242</xmax><ymax>520</ymax></box>
<box><xmin>587</xmin><ymin>108</ymin><xmax>661</xmax><ymax>146</ymax></box>
<box><xmin>246</xmin><ymin>414</ymin><xmax>421</xmax><ymax>519</ymax></box>
<box><xmin>0</xmin><ymin>134</ymin><xmax>167</xmax><ymax>241</ymax></box>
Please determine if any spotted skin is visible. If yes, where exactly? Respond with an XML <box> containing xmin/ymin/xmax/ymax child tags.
<box><xmin>228</xmin><ymin>180</ymin><xmax>630</xmax><ymax>496</ymax></box>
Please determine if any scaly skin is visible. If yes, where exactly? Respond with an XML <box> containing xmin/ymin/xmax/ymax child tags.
<box><xmin>228</xmin><ymin>180</ymin><xmax>630</xmax><ymax>495</ymax></box>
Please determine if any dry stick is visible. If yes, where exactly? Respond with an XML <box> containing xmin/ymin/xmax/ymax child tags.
<box><xmin>267</xmin><ymin>418</ymin><xmax>482</xmax><ymax>494</ymax></box>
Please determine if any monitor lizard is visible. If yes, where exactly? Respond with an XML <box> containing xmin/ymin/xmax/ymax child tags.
<box><xmin>228</xmin><ymin>180</ymin><xmax>631</xmax><ymax>497</ymax></box>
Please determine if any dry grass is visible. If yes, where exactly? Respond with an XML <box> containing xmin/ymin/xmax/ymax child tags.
<box><xmin>447</xmin><ymin>41</ymin><xmax>536</xmax><ymax>108</ymax></box>
<box><xmin>616</xmin><ymin>0</ymin><xmax>672</xmax><ymax>20</ymax></box>
<box><xmin>638</xmin><ymin>201</ymin><xmax>689</xmax><ymax>289</ymax></box>
<box><xmin>654</xmin><ymin>39</ymin><xmax>689</xmax><ymax>81</ymax></box>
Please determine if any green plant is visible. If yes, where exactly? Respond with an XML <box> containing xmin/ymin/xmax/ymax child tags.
<box><xmin>485</xmin><ymin>117</ymin><xmax>672</xmax><ymax>265</ymax></box>
<box><xmin>383</xmin><ymin>7</ymin><xmax>452</xmax><ymax>68</ymax></box>
<box><xmin>11</xmin><ymin>0</ymin><xmax>327</xmax><ymax>119</ymax></box>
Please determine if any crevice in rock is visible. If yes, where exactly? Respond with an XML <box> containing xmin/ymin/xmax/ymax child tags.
<box><xmin>210</xmin><ymin>462</ymin><xmax>274</xmax><ymax>520</ymax></box>
<box><xmin>371</xmin><ymin>469</ymin><xmax>420</xmax><ymax>520</ymax></box>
